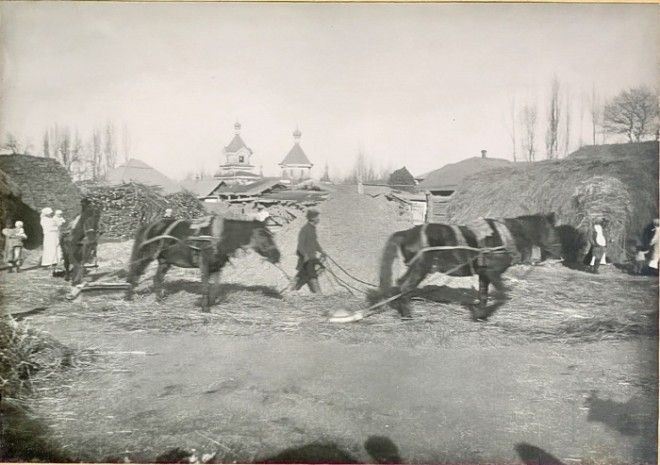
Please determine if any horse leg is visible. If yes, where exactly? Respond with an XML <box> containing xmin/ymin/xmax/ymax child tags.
<box><xmin>393</xmin><ymin>263</ymin><xmax>429</xmax><ymax>320</ymax></box>
<box><xmin>207</xmin><ymin>269</ymin><xmax>222</xmax><ymax>307</ymax></box>
<box><xmin>469</xmin><ymin>274</ymin><xmax>491</xmax><ymax>321</ymax></box>
<box><xmin>472</xmin><ymin>271</ymin><xmax>508</xmax><ymax>321</ymax></box>
<box><xmin>63</xmin><ymin>248</ymin><xmax>70</xmax><ymax>281</ymax></box>
<box><xmin>153</xmin><ymin>260</ymin><xmax>170</xmax><ymax>301</ymax></box>
<box><xmin>200</xmin><ymin>255</ymin><xmax>211</xmax><ymax>313</ymax></box>
<box><xmin>126</xmin><ymin>254</ymin><xmax>155</xmax><ymax>301</ymax></box>
<box><xmin>590</xmin><ymin>246</ymin><xmax>604</xmax><ymax>273</ymax></box>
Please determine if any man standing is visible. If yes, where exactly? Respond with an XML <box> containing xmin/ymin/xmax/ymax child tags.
<box><xmin>294</xmin><ymin>209</ymin><xmax>326</xmax><ymax>293</ymax></box>
<box><xmin>588</xmin><ymin>217</ymin><xmax>609</xmax><ymax>273</ymax></box>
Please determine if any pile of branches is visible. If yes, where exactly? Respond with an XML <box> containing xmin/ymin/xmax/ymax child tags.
<box><xmin>165</xmin><ymin>191</ymin><xmax>207</xmax><ymax>219</ymax></box>
<box><xmin>79</xmin><ymin>183</ymin><xmax>207</xmax><ymax>239</ymax></box>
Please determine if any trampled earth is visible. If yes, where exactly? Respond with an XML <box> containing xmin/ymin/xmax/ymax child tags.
<box><xmin>3</xmin><ymin>186</ymin><xmax>658</xmax><ymax>464</ymax></box>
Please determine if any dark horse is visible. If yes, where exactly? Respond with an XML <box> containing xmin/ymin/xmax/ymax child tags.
<box><xmin>59</xmin><ymin>198</ymin><xmax>102</xmax><ymax>285</ymax></box>
<box><xmin>372</xmin><ymin>213</ymin><xmax>562</xmax><ymax>321</ymax></box>
<box><xmin>125</xmin><ymin>215</ymin><xmax>281</xmax><ymax>311</ymax></box>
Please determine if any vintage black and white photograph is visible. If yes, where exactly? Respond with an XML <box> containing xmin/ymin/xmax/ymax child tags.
<box><xmin>0</xmin><ymin>2</ymin><xmax>658</xmax><ymax>464</ymax></box>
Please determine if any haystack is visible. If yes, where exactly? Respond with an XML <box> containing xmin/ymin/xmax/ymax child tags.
<box><xmin>0</xmin><ymin>155</ymin><xmax>82</xmax><ymax>248</ymax></box>
<box><xmin>571</xmin><ymin>176</ymin><xmax>633</xmax><ymax>259</ymax></box>
<box><xmin>447</xmin><ymin>142</ymin><xmax>659</xmax><ymax>263</ymax></box>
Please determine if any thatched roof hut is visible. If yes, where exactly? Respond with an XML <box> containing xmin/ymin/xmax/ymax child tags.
<box><xmin>106</xmin><ymin>159</ymin><xmax>181</xmax><ymax>194</ymax></box>
<box><xmin>0</xmin><ymin>155</ymin><xmax>81</xmax><ymax>248</ymax></box>
<box><xmin>446</xmin><ymin>142</ymin><xmax>659</xmax><ymax>263</ymax></box>
<box><xmin>388</xmin><ymin>166</ymin><xmax>417</xmax><ymax>189</ymax></box>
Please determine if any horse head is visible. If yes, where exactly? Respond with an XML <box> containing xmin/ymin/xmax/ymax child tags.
<box><xmin>537</xmin><ymin>212</ymin><xmax>563</xmax><ymax>259</ymax></box>
<box><xmin>78</xmin><ymin>202</ymin><xmax>102</xmax><ymax>263</ymax></box>
<box><xmin>512</xmin><ymin>213</ymin><xmax>563</xmax><ymax>260</ymax></box>
<box><xmin>248</xmin><ymin>221</ymin><xmax>281</xmax><ymax>264</ymax></box>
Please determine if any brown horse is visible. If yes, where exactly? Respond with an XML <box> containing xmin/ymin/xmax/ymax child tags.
<box><xmin>371</xmin><ymin>213</ymin><xmax>562</xmax><ymax>321</ymax></box>
<box><xmin>59</xmin><ymin>198</ymin><xmax>102</xmax><ymax>285</ymax></box>
<box><xmin>125</xmin><ymin>215</ymin><xmax>281</xmax><ymax>311</ymax></box>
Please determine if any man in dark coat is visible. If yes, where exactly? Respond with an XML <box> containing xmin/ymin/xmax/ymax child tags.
<box><xmin>294</xmin><ymin>209</ymin><xmax>326</xmax><ymax>293</ymax></box>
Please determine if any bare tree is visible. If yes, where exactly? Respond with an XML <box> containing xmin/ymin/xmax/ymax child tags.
<box><xmin>56</xmin><ymin>127</ymin><xmax>72</xmax><ymax>170</ymax></box>
<box><xmin>91</xmin><ymin>128</ymin><xmax>103</xmax><ymax>180</ymax></box>
<box><xmin>545</xmin><ymin>77</ymin><xmax>561</xmax><ymax>159</ymax></box>
<box><xmin>563</xmin><ymin>87</ymin><xmax>571</xmax><ymax>157</ymax></box>
<box><xmin>578</xmin><ymin>92</ymin><xmax>586</xmax><ymax>148</ymax></box>
<box><xmin>2</xmin><ymin>133</ymin><xmax>32</xmax><ymax>155</ymax></box>
<box><xmin>104</xmin><ymin>122</ymin><xmax>117</xmax><ymax>172</ymax></box>
<box><xmin>589</xmin><ymin>83</ymin><xmax>600</xmax><ymax>145</ymax></box>
<box><xmin>42</xmin><ymin>131</ymin><xmax>51</xmax><ymax>158</ymax></box>
<box><xmin>504</xmin><ymin>95</ymin><xmax>517</xmax><ymax>162</ymax></box>
<box><xmin>320</xmin><ymin>162</ymin><xmax>331</xmax><ymax>182</ymax></box>
<box><xmin>342</xmin><ymin>147</ymin><xmax>381</xmax><ymax>184</ymax></box>
<box><xmin>520</xmin><ymin>103</ymin><xmax>538</xmax><ymax>162</ymax></box>
<box><xmin>602</xmin><ymin>86</ymin><xmax>659</xmax><ymax>143</ymax></box>
<box><xmin>121</xmin><ymin>122</ymin><xmax>131</xmax><ymax>164</ymax></box>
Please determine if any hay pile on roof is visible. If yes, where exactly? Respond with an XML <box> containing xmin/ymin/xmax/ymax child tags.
<box><xmin>0</xmin><ymin>155</ymin><xmax>82</xmax><ymax>247</ymax></box>
<box><xmin>0</xmin><ymin>155</ymin><xmax>81</xmax><ymax>216</ymax></box>
<box><xmin>447</xmin><ymin>142</ymin><xmax>659</xmax><ymax>263</ymax></box>
<box><xmin>78</xmin><ymin>183</ymin><xmax>207</xmax><ymax>239</ymax></box>
<box><xmin>419</xmin><ymin>156</ymin><xmax>511</xmax><ymax>190</ymax></box>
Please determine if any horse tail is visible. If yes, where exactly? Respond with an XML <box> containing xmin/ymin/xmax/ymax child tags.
<box><xmin>378</xmin><ymin>232</ymin><xmax>405</xmax><ymax>290</ymax></box>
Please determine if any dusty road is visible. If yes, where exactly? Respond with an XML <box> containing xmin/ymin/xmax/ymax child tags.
<box><xmin>26</xmin><ymin>313</ymin><xmax>657</xmax><ymax>464</ymax></box>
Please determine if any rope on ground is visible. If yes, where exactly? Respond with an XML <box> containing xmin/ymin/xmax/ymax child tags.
<box><xmin>324</xmin><ymin>254</ymin><xmax>377</xmax><ymax>287</ymax></box>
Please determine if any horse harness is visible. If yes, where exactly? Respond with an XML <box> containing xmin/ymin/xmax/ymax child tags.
<box><xmin>412</xmin><ymin>219</ymin><xmax>511</xmax><ymax>272</ymax></box>
<box><xmin>137</xmin><ymin>216</ymin><xmax>219</xmax><ymax>263</ymax></box>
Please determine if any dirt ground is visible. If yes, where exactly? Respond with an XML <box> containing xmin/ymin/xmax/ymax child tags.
<box><xmin>3</xmin><ymin>185</ymin><xmax>658</xmax><ymax>464</ymax></box>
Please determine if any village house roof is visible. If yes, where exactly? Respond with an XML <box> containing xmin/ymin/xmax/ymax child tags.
<box><xmin>419</xmin><ymin>156</ymin><xmax>511</xmax><ymax>190</ymax></box>
<box><xmin>0</xmin><ymin>154</ymin><xmax>82</xmax><ymax>217</ymax></box>
<box><xmin>388</xmin><ymin>166</ymin><xmax>417</xmax><ymax>187</ymax></box>
<box><xmin>180</xmin><ymin>178</ymin><xmax>227</xmax><ymax>198</ymax></box>
<box><xmin>215</xmin><ymin>170</ymin><xmax>260</xmax><ymax>178</ymax></box>
<box><xmin>106</xmin><ymin>159</ymin><xmax>181</xmax><ymax>194</ymax></box>
<box><xmin>214</xmin><ymin>177</ymin><xmax>286</xmax><ymax>196</ymax></box>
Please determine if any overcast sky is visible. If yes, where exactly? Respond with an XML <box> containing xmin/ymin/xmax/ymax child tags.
<box><xmin>0</xmin><ymin>2</ymin><xmax>657</xmax><ymax>180</ymax></box>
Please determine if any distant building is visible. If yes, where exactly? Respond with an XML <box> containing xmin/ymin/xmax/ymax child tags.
<box><xmin>279</xmin><ymin>128</ymin><xmax>313</xmax><ymax>184</ymax></box>
<box><xmin>106</xmin><ymin>159</ymin><xmax>181</xmax><ymax>194</ymax></box>
<box><xmin>419</xmin><ymin>150</ymin><xmax>511</xmax><ymax>222</ymax></box>
<box><xmin>215</xmin><ymin>122</ymin><xmax>261</xmax><ymax>185</ymax></box>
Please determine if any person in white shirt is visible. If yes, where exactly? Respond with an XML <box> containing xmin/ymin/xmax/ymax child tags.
<box><xmin>40</xmin><ymin>207</ymin><xmax>60</xmax><ymax>270</ymax></box>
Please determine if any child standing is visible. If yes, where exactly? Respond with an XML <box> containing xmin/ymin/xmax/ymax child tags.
<box><xmin>2</xmin><ymin>220</ymin><xmax>28</xmax><ymax>272</ymax></box>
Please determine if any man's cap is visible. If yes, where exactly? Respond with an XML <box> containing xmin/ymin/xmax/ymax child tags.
<box><xmin>306</xmin><ymin>209</ymin><xmax>320</xmax><ymax>220</ymax></box>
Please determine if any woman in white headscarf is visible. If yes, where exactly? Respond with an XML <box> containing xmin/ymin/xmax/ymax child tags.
<box><xmin>53</xmin><ymin>210</ymin><xmax>66</xmax><ymax>264</ymax></box>
<box><xmin>40</xmin><ymin>207</ymin><xmax>59</xmax><ymax>269</ymax></box>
